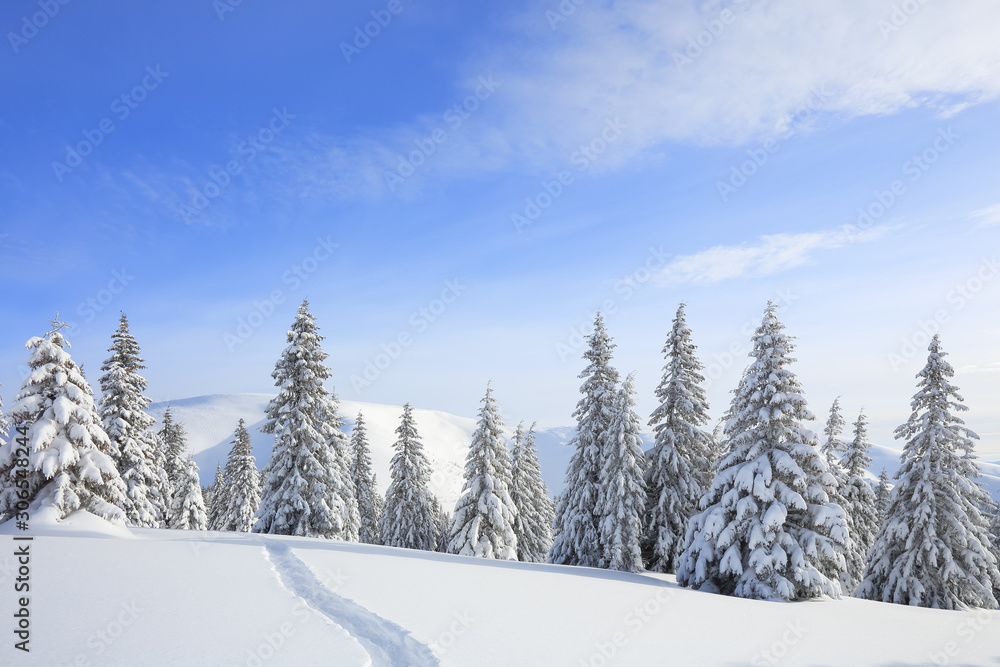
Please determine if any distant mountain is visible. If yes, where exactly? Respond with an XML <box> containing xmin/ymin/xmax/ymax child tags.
<box><xmin>149</xmin><ymin>394</ymin><xmax>1000</xmax><ymax>508</ymax></box>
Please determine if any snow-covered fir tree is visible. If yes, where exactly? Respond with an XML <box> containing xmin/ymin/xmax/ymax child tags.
<box><xmin>821</xmin><ymin>398</ymin><xmax>849</xmax><ymax>492</ymax></box>
<box><xmin>206</xmin><ymin>464</ymin><xmax>225</xmax><ymax>531</ymax></box>
<box><xmin>380</xmin><ymin>403</ymin><xmax>437</xmax><ymax>551</ymax></box>
<box><xmin>219</xmin><ymin>419</ymin><xmax>260</xmax><ymax>532</ymax></box>
<box><xmin>448</xmin><ymin>384</ymin><xmax>519</xmax><ymax>559</ymax></box>
<box><xmin>0</xmin><ymin>324</ymin><xmax>127</xmax><ymax>523</ymax></box>
<box><xmin>510</xmin><ymin>422</ymin><xmax>555</xmax><ymax>563</ymax></box>
<box><xmin>840</xmin><ymin>410</ymin><xmax>879</xmax><ymax>594</ymax></box>
<box><xmin>350</xmin><ymin>411</ymin><xmax>382</xmax><ymax>544</ymax></box>
<box><xmin>550</xmin><ymin>312</ymin><xmax>620</xmax><ymax>567</ymax></box>
<box><xmin>875</xmin><ymin>469</ymin><xmax>892</xmax><ymax>519</ymax></box>
<box><xmin>254</xmin><ymin>301</ymin><xmax>359</xmax><ymax>540</ymax></box>
<box><xmin>169</xmin><ymin>456</ymin><xmax>207</xmax><ymax>530</ymax></box>
<box><xmin>817</xmin><ymin>397</ymin><xmax>855</xmax><ymax>592</ymax></box>
<box><xmin>98</xmin><ymin>313</ymin><xmax>169</xmax><ymax>527</ymax></box>
<box><xmin>597</xmin><ymin>374</ymin><xmax>647</xmax><ymax>573</ymax></box>
<box><xmin>643</xmin><ymin>303</ymin><xmax>713</xmax><ymax>573</ymax></box>
<box><xmin>856</xmin><ymin>336</ymin><xmax>1000</xmax><ymax>609</ymax></box>
<box><xmin>431</xmin><ymin>495</ymin><xmax>452</xmax><ymax>553</ymax></box>
<box><xmin>158</xmin><ymin>407</ymin><xmax>188</xmax><ymax>497</ymax></box>
<box><xmin>676</xmin><ymin>303</ymin><xmax>848</xmax><ymax>601</ymax></box>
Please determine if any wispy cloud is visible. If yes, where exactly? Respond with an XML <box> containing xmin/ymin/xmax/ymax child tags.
<box><xmin>654</xmin><ymin>224</ymin><xmax>894</xmax><ymax>287</ymax></box>
<box><xmin>472</xmin><ymin>0</ymin><xmax>1000</xmax><ymax>166</ymax></box>
<box><xmin>970</xmin><ymin>203</ymin><xmax>1000</xmax><ymax>229</ymax></box>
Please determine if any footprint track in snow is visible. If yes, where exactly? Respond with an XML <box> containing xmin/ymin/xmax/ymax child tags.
<box><xmin>264</xmin><ymin>541</ymin><xmax>440</xmax><ymax>667</ymax></box>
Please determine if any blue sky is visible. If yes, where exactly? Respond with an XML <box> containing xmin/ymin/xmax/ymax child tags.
<box><xmin>2</xmin><ymin>0</ymin><xmax>999</xmax><ymax>454</ymax></box>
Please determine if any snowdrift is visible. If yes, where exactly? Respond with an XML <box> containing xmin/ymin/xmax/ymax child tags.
<box><xmin>1</xmin><ymin>515</ymin><xmax>998</xmax><ymax>666</ymax></box>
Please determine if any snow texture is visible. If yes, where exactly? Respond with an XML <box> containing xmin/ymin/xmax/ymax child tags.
<box><xmin>264</xmin><ymin>540</ymin><xmax>439</xmax><ymax>667</ymax></box>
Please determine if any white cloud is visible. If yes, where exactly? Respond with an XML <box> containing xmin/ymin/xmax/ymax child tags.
<box><xmin>654</xmin><ymin>224</ymin><xmax>893</xmax><ymax>287</ymax></box>
<box><xmin>473</xmin><ymin>0</ymin><xmax>1000</xmax><ymax>166</ymax></box>
<box><xmin>970</xmin><ymin>203</ymin><xmax>1000</xmax><ymax>229</ymax></box>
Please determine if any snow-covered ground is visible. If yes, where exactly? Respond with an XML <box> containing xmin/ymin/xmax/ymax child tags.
<box><xmin>1</xmin><ymin>512</ymin><xmax>998</xmax><ymax>666</ymax></box>
<box><xmin>150</xmin><ymin>393</ymin><xmax>1000</xmax><ymax>506</ymax></box>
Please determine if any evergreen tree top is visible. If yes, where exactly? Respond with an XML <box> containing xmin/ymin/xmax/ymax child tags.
<box><xmin>894</xmin><ymin>335</ymin><xmax>977</xmax><ymax>452</ymax></box>
<box><xmin>843</xmin><ymin>410</ymin><xmax>873</xmax><ymax>478</ymax></box>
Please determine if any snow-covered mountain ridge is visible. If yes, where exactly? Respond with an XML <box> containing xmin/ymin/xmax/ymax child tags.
<box><xmin>150</xmin><ymin>393</ymin><xmax>1000</xmax><ymax>507</ymax></box>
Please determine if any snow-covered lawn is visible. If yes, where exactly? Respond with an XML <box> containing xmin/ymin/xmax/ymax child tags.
<box><xmin>2</xmin><ymin>514</ymin><xmax>998</xmax><ymax>666</ymax></box>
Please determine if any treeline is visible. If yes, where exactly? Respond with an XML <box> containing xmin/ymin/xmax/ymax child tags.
<box><xmin>1</xmin><ymin>300</ymin><xmax>998</xmax><ymax>611</ymax></box>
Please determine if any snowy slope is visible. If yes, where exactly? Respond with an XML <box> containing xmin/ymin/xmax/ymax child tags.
<box><xmin>2</xmin><ymin>514</ymin><xmax>999</xmax><ymax>666</ymax></box>
<box><xmin>149</xmin><ymin>394</ymin><xmax>1000</xmax><ymax>508</ymax></box>
<box><xmin>149</xmin><ymin>394</ymin><xmax>476</xmax><ymax>510</ymax></box>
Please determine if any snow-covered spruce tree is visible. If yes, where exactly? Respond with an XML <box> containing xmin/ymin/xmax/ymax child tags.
<box><xmin>220</xmin><ymin>419</ymin><xmax>260</xmax><ymax>533</ymax></box>
<box><xmin>643</xmin><ymin>303</ymin><xmax>713</xmax><ymax>573</ymax></box>
<box><xmin>821</xmin><ymin>397</ymin><xmax>848</xmax><ymax>489</ymax></box>
<box><xmin>856</xmin><ymin>336</ymin><xmax>1000</xmax><ymax>609</ymax></box>
<box><xmin>169</xmin><ymin>456</ymin><xmax>207</xmax><ymax>530</ymax></box>
<box><xmin>840</xmin><ymin>410</ymin><xmax>880</xmax><ymax>594</ymax></box>
<box><xmin>598</xmin><ymin>374</ymin><xmax>647</xmax><ymax>573</ymax></box>
<box><xmin>158</xmin><ymin>407</ymin><xmax>188</xmax><ymax>493</ymax></box>
<box><xmin>817</xmin><ymin>397</ymin><xmax>856</xmax><ymax>592</ymax></box>
<box><xmin>0</xmin><ymin>325</ymin><xmax>127</xmax><ymax>523</ymax></box>
<box><xmin>98</xmin><ymin>313</ymin><xmax>169</xmax><ymax>527</ymax></box>
<box><xmin>350</xmin><ymin>411</ymin><xmax>382</xmax><ymax>544</ymax></box>
<box><xmin>448</xmin><ymin>385</ymin><xmax>519</xmax><ymax>559</ymax></box>
<box><xmin>431</xmin><ymin>494</ymin><xmax>452</xmax><ymax>553</ymax></box>
<box><xmin>550</xmin><ymin>312</ymin><xmax>620</xmax><ymax>567</ymax></box>
<box><xmin>676</xmin><ymin>303</ymin><xmax>848</xmax><ymax>601</ymax></box>
<box><xmin>206</xmin><ymin>464</ymin><xmax>225</xmax><ymax>531</ymax></box>
<box><xmin>510</xmin><ymin>422</ymin><xmax>555</xmax><ymax>563</ymax></box>
<box><xmin>254</xmin><ymin>301</ymin><xmax>359</xmax><ymax>540</ymax></box>
<box><xmin>380</xmin><ymin>403</ymin><xmax>437</xmax><ymax>551</ymax></box>
<box><xmin>875</xmin><ymin>469</ymin><xmax>892</xmax><ymax>519</ymax></box>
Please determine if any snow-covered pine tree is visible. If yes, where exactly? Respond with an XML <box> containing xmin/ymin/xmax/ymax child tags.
<box><xmin>817</xmin><ymin>397</ymin><xmax>855</xmax><ymax>592</ymax></box>
<box><xmin>510</xmin><ymin>422</ymin><xmax>555</xmax><ymax>563</ymax></box>
<box><xmin>98</xmin><ymin>313</ymin><xmax>169</xmax><ymax>527</ymax></box>
<box><xmin>350</xmin><ymin>411</ymin><xmax>381</xmax><ymax>544</ymax></box>
<box><xmin>643</xmin><ymin>303</ymin><xmax>713</xmax><ymax>573</ymax></box>
<box><xmin>169</xmin><ymin>456</ymin><xmax>207</xmax><ymax>530</ymax></box>
<box><xmin>206</xmin><ymin>464</ymin><xmax>225</xmax><ymax>531</ymax></box>
<box><xmin>875</xmin><ymin>469</ymin><xmax>892</xmax><ymax>519</ymax></box>
<box><xmin>431</xmin><ymin>494</ymin><xmax>452</xmax><ymax>553</ymax></box>
<box><xmin>448</xmin><ymin>384</ymin><xmax>519</xmax><ymax>559</ymax></box>
<box><xmin>220</xmin><ymin>419</ymin><xmax>260</xmax><ymax>533</ymax></box>
<box><xmin>856</xmin><ymin>335</ymin><xmax>1000</xmax><ymax>609</ymax></box>
<box><xmin>821</xmin><ymin>398</ymin><xmax>848</xmax><ymax>489</ymax></box>
<box><xmin>380</xmin><ymin>403</ymin><xmax>437</xmax><ymax>550</ymax></box>
<box><xmin>550</xmin><ymin>312</ymin><xmax>620</xmax><ymax>567</ymax></box>
<box><xmin>158</xmin><ymin>407</ymin><xmax>188</xmax><ymax>494</ymax></box>
<box><xmin>676</xmin><ymin>302</ymin><xmax>847</xmax><ymax>601</ymax></box>
<box><xmin>254</xmin><ymin>301</ymin><xmax>359</xmax><ymax>540</ymax></box>
<box><xmin>0</xmin><ymin>323</ymin><xmax>127</xmax><ymax>523</ymax></box>
<box><xmin>597</xmin><ymin>373</ymin><xmax>647</xmax><ymax>573</ymax></box>
<box><xmin>840</xmin><ymin>410</ymin><xmax>879</xmax><ymax>594</ymax></box>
